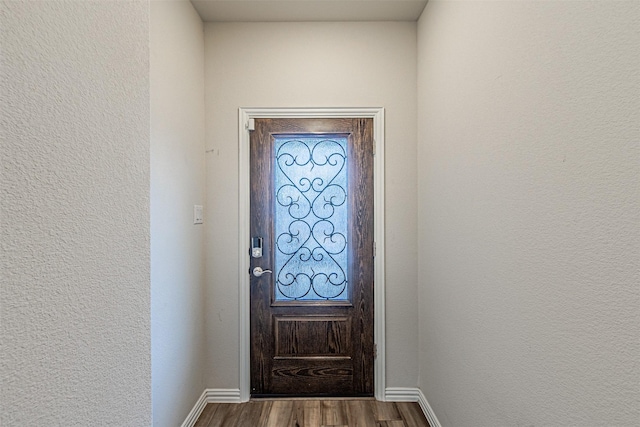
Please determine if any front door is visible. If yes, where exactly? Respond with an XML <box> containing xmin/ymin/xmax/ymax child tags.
<box><xmin>249</xmin><ymin>117</ymin><xmax>374</xmax><ymax>397</ymax></box>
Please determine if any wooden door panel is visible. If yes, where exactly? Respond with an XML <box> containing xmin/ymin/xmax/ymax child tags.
<box><xmin>275</xmin><ymin>316</ymin><xmax>351</xmax><ymax>357</ymax></box>
<box><xmin>250</xmin><ymin>117</ymin><xmax>374</xmax><ymax>397</ymax></box>
<box><xmin>270</xmin><ymin>359</ymin><xmax>354</xmax><ymax>395</ymax></box>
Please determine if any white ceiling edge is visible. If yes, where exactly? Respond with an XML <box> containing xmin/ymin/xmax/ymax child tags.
<box><xmin>191</xmin><ymin>0</ymin><xmax>429</xmax><ymax>22</ymax></box>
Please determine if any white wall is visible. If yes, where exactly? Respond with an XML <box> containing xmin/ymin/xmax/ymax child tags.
<box><xmin>204</xmin><ymin>22</ymin><xmax>419</xmax><ymax>389</ymax></box>
<box><xmin>417</xmin><ymin>1</ymin><xmax>639</xmax><ymax>426</ymax></box>
<box><xmin>1</xmin><ymin>1</ymin><xmax>151</xmax><ymax>424</ymax></box>
<box><xmin>150</xmin><ymin>1</ymin><xmax>206</xmax><ymax>426</ymax></box>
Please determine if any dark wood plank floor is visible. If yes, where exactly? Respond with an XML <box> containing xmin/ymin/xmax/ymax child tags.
<box><xmin>194</xmin><ymin>399</ymin><xmax>430</xmax><ymax>427</ymax></box>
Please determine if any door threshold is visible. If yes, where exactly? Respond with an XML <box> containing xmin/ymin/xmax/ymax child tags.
<box><xmin>251</xmin><ymin>396</ymin><xmax>376</xmax><ymax>401</ymax></box>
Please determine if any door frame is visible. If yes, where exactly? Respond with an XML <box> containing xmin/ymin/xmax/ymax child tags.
<box><xmin>238</xmin><ymin>107</ymin><xmax>385</xmax><ymax>401</ymax></box>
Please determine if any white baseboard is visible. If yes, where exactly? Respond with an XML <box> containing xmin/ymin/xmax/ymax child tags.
<box><xmin>385</xmin><ymin>387</ymin><xmax>442</xmax><ymax>427</ymax></box>
<box><xmin>416</xmin><ymin>388</ymin><xmax>443</xmax><ymax>427</ymax></box>
<box><xmin>180</xmin><ymin>389</ymin><xmax>208</xmax><ymax>427</ymax></box>
<box><xmin>180</xmin><ymin>388</ymin><xmax>242</xmax><ymax>427</ymax></box>
<box><xmin>385</xmin><ymin>386</ymin><xmax>421</xmax><ymax>402</ymax></box>
<box><xmin>183</xmin><ymin>387</ymin><xmax>439</xmax><ymax>427</ymax></box>
<box><xmin>206</xmin><ymin>388</ymin><xmax>242</xmax><ymax>402</ymax></box>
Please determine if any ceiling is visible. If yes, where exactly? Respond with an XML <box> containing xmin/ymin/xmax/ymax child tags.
<box><xmin>191</xmin><ymin>0</ymin><xmax>429</xmax><ymax>22</ymax></box>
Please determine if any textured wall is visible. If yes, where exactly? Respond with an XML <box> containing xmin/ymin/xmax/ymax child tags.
<box><xmin>150</xmin><ymin>1</ymin><xmax>206</xmax><ymax>426</ymax></box>
<box><xmin>204</xmin><ymin>22</ymin><xmax>418</xmax><ymax>389</ymax></box>
<box><xmin>417</xmin><ymin>1</ymin><xmax>639</xmax><ymax>426</ymax></box>
<box><xmin>1</xmin><ymin>1</ymin><xmax>151</xmax><ymax>425</ymax></box>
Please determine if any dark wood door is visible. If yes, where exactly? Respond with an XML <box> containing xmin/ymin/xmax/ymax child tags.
<box><xmin>250</xmin><ymin>118</ymin><xmax>374</xmax><ymax>397</ymax></box>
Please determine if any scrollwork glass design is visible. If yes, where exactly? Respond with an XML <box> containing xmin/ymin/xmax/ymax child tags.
<box><xmin>274</xmin><ymin>137</ymin><xmax>348</xmax><ymax>301</ymax></box>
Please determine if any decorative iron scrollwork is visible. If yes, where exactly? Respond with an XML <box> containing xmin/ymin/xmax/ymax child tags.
<box><xmin>274</xmin><ymin>137</ymin><xmax>348</xmax><ymax>301</ymax></box>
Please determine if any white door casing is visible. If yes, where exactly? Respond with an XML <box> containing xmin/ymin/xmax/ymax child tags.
<box><xmin>238</xmin><ymin>107</ymin><xmax>385</xmax><ymax>401</ymax></box>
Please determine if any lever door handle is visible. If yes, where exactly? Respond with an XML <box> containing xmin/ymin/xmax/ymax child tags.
<box><xmin>252</xmin><ymin>267</ymin><xmax>273</xmax><ymax>277</ymax></box>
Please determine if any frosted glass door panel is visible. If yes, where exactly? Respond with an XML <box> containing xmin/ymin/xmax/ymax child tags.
<box><xmin>274</xmin><ymin>137</ymin><xmax>348</xmax><ymax>301</ymax></box>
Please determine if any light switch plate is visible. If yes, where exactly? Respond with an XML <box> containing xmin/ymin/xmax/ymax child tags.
<box><xmin>194</xmin><ymin>205</ymin><xmax>203</xmax><ymax>224</ymax></box>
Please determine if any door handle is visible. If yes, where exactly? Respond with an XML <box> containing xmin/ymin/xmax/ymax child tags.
<box><xmin>252</xmin><ymin>267</ymin><xmax>272</xmax><ymax>277</ymax></box>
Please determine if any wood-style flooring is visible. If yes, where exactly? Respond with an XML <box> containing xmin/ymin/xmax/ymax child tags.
<box><xmin>194</xmin><ymin>399</ymin><xmax>430</xmax><ymax>427</ymax></box>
